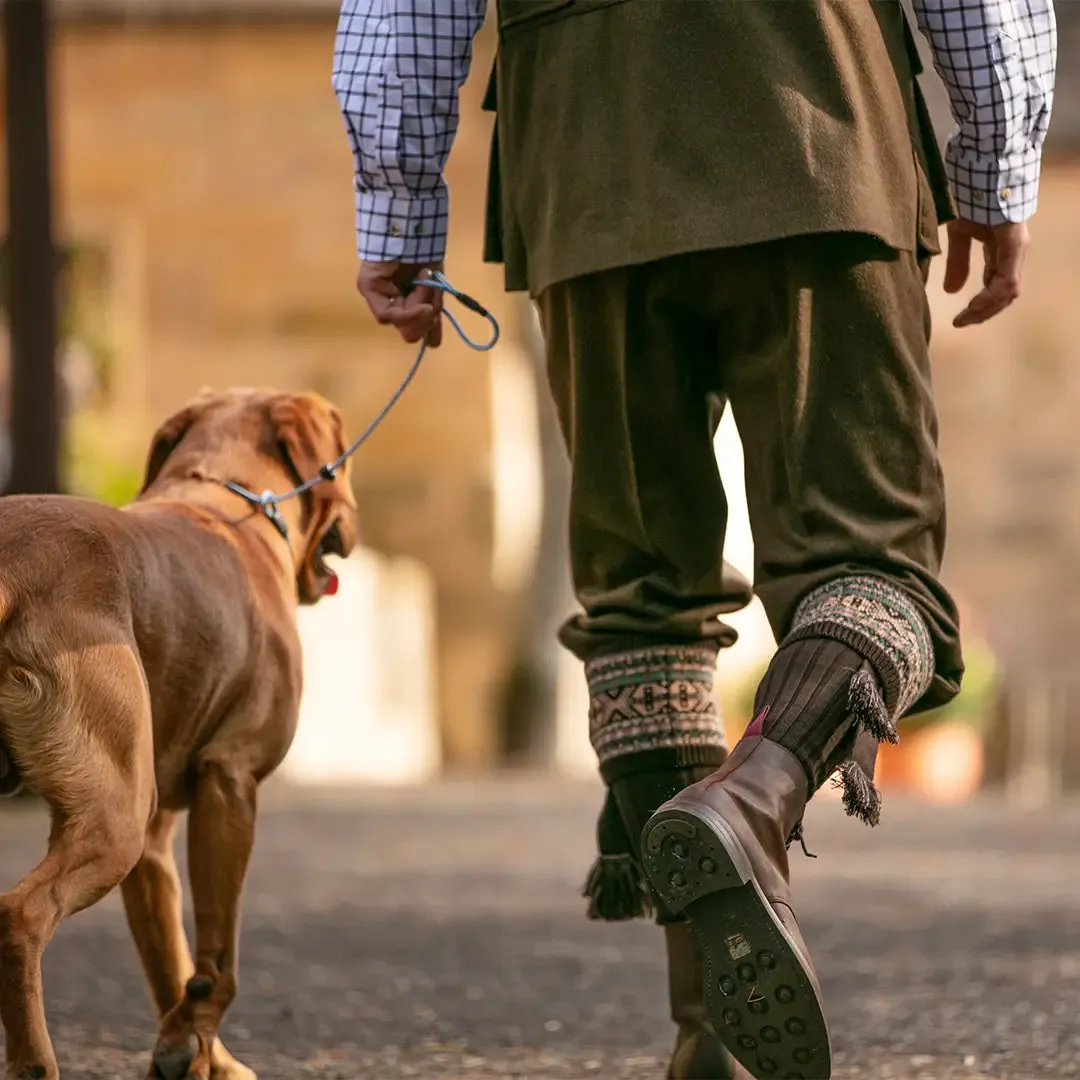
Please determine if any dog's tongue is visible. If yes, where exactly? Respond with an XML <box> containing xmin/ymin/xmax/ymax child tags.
<box><xmin>323</xmin><ymin>570</ymin><xmax>339</xmax><ymax>597</ymax></box>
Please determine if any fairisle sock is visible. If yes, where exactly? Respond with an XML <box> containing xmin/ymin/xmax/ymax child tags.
<box><xmin>755</xmin><ymin>575</ymin><xmax>935</xmax><ymax>826</ymax></box>
<box><xmin>586</xmin><ymin>643</ymin><xmax>730</xmax><ymax>772</ymax></box>
<box><xmin>581</xmin><ymin>642</ymin><xmax>729</xmax><ymax>921</ymax></box>
<box><xmin>786</xmin><ymin>574</ymin><xmax>934</xmax><ymax>720</ymax></box>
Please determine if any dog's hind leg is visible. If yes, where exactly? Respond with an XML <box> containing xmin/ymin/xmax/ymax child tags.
<box><xmin>0</xmin><ymin>642</ymin><xmax>155</xmax><ymax>1080</ymax></box>
<box><xmin>122</xmin><ymin>810</ymin><xmax>256</xmax><ymax>1080</ymax></box>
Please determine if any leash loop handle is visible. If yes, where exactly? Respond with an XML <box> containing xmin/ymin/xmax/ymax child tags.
<box><xmin>425</xmin><ymin>271</ymin><xmax>500</xmax><ymax>353</ymax></box>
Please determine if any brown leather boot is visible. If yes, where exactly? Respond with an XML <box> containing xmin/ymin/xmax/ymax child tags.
<box><xmin>642</xmin><ymin>737</ymin><xmax>830</xmax><ymax>1080</ymax></box>
<box><xmin>665</xmin><ymin>921</ymin><xmax>753</xmax><ymax>1080</ymax></box>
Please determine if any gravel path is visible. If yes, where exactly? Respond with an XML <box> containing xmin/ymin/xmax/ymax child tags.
<box><xmin>1</xmin><ymin>776</ymin><xmax>1078</xmax><ymax>1079</ymax></box>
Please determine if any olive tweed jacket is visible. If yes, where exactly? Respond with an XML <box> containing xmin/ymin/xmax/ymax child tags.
<box><xmin>483</xmin><ymin>0</ymin><xmax>954</xmax><ymax>296</ymax></box>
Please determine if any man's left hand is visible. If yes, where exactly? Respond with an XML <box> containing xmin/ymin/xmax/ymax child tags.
<box><xmin>357</xmin><ymin>261</ymin><xmax>445</xmax><ymax>347</ymax></box>
<box><xmin>943</xmin><ymin>219</ymin><xmax>1029</xmax><ymax>329</ymax></box>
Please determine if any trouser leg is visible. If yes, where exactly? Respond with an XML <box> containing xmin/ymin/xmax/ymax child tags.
<box><xmin>720</xmin><ymin>233</ymin><xmax>963</xmax><ymax>813</ymax></box>
<box><xmin>536</xmin><ymin>261</ymin><xmax>752</xmax><ymax>918</ymax></box>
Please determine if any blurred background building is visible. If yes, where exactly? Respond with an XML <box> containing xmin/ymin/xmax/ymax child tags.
<box><xmin>1</xmin><ymin>0</ymin><xmax>1079</xmax><ymax>803</ymax></box>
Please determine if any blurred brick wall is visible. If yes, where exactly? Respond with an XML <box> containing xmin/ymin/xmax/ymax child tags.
<box><xmin>928</xmin><ymin>165</ymin><xmax>1080</xmax><ymax>765</ymax></box>
<box><xmin>1</xmin><ymin>12</ymin><xmax>518</xmax><ymax>768</ymax></box>
<box><xmin>930</xmin><ymin>164</ymin><xmax>1080</xmax><ymax>662</ymax></box>
<box><xmin>911</xmin><ymin>5</ymin><xmax>1080</xmax><ymax>783</ymax></box>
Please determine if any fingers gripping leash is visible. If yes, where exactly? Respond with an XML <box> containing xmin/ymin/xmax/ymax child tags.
<box><xmin>226</xmin><ymin>274</ymin><xmax>500</xmax><ymax>540</ymax></box>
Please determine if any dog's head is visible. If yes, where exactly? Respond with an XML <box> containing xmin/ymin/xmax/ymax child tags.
<box><xmin>140</xmin><ymin>387</ymin><xmax>359</xmax><ymax>605</ymax></box>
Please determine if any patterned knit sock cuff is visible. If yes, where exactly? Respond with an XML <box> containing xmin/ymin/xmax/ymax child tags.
<box><xmin>785</xmin><ymin>575</ymin><xmax>934</xmax><ymax>718</ymax></box>
<box><xmin>586</xmin><ymin>643</ymin><xmax>728</xmax><ymax>779</ymax></box>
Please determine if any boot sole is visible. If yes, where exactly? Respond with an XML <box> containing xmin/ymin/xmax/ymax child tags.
<box><xmin>642</xmin><ymin>803</ymin><xmax>831</xmax><ymax>1080</ymax></box>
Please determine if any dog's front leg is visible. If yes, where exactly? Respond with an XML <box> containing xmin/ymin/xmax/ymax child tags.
<box><xmin>150</xmin><ymin>756</ymin><xmax>256</xmax><ymax>1080</ymax></box>
<box><xmin>125</xmin><ymin>810</ymin><xmax>256</xmax><ymax>1080</ymax></box>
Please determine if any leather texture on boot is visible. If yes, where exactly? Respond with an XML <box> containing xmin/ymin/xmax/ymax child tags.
<box><xmin>678</xmin><ymin>738</ymin><xmax>815</xmax><ymax>971</ymax></box>
<box><xmin>665</xmin><ymin>922</ymin><xmax>751</xmax><ymax>1080</ymax></box>
<box><xmin>641</xmin><ymin>737</ymin><xmax>832</xmax><ymax>1080</ymax></box>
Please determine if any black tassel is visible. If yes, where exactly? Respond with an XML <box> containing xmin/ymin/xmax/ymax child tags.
<box><xmin>582</xmin><ymin>854</ymin><xmax>653</xmax><ymax>921</ymax></box>
<box><xmin>848</xmin><ymin>669</ymin><xmax>899</xmax><ymax>744</ymax></box>
<box><xmin>583</xmin><ymin>786</ymin><xmax>653</xmax><ymax>921</ymax></box>
<box><xmin>833</xmin><ymin>760</ymin><xmax>882</xmax><ymax>827</ymax></box>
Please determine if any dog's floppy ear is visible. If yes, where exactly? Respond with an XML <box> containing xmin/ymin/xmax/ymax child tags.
<box><xmin>139</xmin><ymin>388</ymin><xmax>216</xmax><ymax>494</ymax></box>
<box><xmin>268</xmin><ymin>394</ymin><xmax>323</xmax><ymax>491</ymax></box>
<box><xmin>269</xmin><ymin>393</ymin><xmax>358</xmax><ymax>603</ymax></box>
<box><xmin>268</xmin><ymin>393</ymin><xmax>352</xmax><ymax>501</ymax></box>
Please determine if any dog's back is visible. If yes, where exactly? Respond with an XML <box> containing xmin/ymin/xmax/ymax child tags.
<box><xmin>0</xmin><ymin>492</ymin><xmax>290</xmax><ymax>811</ymax></box>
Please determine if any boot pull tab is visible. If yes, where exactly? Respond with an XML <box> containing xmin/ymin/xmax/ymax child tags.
<box><xmin>786</xmin><ymin>821</ymin><xmax>818</xmax><ymax>860</ymax></box>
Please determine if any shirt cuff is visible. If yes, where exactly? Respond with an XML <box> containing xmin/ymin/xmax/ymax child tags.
<box><xmin>945</xmin><ymin>141</ymin><xmax>1042</xmax><ymax>225</ymax></box>
<box><xmin>355</xmin><ymin>187</ymin><xmax>449</xmax><ymax>264</ymax></box>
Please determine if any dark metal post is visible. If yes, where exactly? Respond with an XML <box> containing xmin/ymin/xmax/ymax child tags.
<box><xmin>3</xmin><ymin>0</ymin><xmax>61</xmax><ymax>495</ymax></box>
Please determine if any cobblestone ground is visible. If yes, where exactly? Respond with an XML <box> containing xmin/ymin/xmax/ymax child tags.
<box><xmin>1</xmin><ymin>776</ymin><xmax>1078</xmax><ymax>1080</ymax></box>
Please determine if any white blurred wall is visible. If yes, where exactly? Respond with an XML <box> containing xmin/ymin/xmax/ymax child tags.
<box><xmin>283</xmin><ymin>548</ymin><xmax>440</xmax><ymax>785</ymax></box>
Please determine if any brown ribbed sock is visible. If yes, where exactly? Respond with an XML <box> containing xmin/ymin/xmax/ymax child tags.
<box><xmin>753</xmin><ymin>576</ymin><xmax>937</xmax><ymax>828</ymax></box>
<box><xmin>753</xmin><ymin>637</ymin><xmax>872</xmax><ymax>791</ymax></box>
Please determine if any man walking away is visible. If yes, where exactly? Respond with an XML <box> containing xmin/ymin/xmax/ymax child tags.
<box><xmin>334</xmin><ymin>2</ymin><xmax>1057</xmax><ymax>1077</ymax></box>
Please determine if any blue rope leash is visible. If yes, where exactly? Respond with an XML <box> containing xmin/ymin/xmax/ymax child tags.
<box><xmin>226</xmin><ymin>272</ymin><xmax>499</xmax><ymax>537</ymax></box>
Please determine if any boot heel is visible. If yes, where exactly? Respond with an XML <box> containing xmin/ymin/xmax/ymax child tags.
<box><xmin>642</xmin><ymin>802</ymin><xmax>753</xmax><ymax>915</ymax></box>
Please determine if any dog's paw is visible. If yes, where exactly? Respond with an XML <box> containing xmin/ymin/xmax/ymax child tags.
<box><xmin>148</xmin><ymin>1034</ymin><xmax>200</xmax><ymax>1080</ymax></box>
<box><xmin>9</xmin><ymin>1065</ymin><xmax>56</xmax><ymax>1080</ymax></box>
<box><xmin>210</xmin><ymin>1062</ymin><xmax>256</xmax><ymax>1080</ymax></box>
<box><xmin>210</xmin><ymin>1040</ymin><xmax>257</xmax><ymax>1080</ymax></box>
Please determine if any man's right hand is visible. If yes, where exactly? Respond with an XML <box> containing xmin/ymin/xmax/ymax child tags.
<box><xmin>357</xmin><ymin>260</ymin><xmax>445</xmax><ymax>347</ymax></box>
<box><xmin>943</xmin><ymin>219</ymin><xmax>1030</xmax><ymax>330</ymax></box>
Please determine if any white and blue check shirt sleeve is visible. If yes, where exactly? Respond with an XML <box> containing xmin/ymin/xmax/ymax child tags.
<box><xmin>911</xmin><ymin>0</ymin><xmax>1057</xmax><ymax>224</ymax></box>
<box><xmin>333</xmin><ymin>0</ymin><xmax>1057</xmax><ymax>263</ymax></box>
<box><xmin>332</xmin><ymin>0</ymin><xmax>486</xmax><ymax>263</ymax></box>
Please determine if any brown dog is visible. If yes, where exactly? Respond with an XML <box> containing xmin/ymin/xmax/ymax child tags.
<box><xmin>0</xmin><ymin>388</ymin><xmax>358</xmax><ymax>1080</ymax></box>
